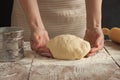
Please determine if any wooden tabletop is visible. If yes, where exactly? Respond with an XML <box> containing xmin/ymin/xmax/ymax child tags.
<box><xmin>0</xmin><ymin>41</ymin><xmax>120</xmax><ymax>80</ymax></box>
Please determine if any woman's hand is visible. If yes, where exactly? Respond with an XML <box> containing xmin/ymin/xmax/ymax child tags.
<box><xmin>30</xmin><ymin>29</ymin><xmax>52</xmax><ymax>57</ymax></box>
<box><xmin>84</xmin><ymin>27</ymin><xmax>104</xmax><ymax>57</ymax></box>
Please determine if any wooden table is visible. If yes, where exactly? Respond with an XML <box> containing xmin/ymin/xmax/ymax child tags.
<box><xmin>0</xmin><ymin>41</ymin><xmax>120</xmax><ymax>80</ymax></box>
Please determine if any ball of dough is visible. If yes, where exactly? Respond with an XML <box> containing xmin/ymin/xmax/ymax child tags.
<box><xmin>46</xmin><ymin>34</ymin><xmax>91</xmax><ymax>60</ymax></box>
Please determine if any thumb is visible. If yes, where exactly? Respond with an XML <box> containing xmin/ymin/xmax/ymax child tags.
<box><xmin>37</xmin><ymin>48</ymin><xmax>53</xmax><ymax>57</ymax></box>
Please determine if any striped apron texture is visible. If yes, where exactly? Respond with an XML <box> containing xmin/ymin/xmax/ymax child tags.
<box><xmin>12</xmin><ymin>0</ymin><xmax>86</xmax><ymax>41</ymax></box>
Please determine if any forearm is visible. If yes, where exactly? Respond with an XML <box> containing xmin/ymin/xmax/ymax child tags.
<box><xmin>19</xmin><ymin>0</ymin><xmax>45</xmax><ymax>31</ymax></box>
<box><xmin>85</xmin><ymin>0</ymin><xmax>102</xmax><ymax>29</ymax></box>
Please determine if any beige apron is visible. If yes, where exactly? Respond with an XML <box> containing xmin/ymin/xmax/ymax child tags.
<box><xmin>12</xmin><ymin>0</ymin><xmax>86</xmax><ymax>41</ymax></box>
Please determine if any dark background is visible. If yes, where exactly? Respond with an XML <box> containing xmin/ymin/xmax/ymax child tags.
<box><xmin>0</xmin><ymin>0</ymin><xmax>13</xmax><ymax>27</ymax></box>
<box><xmin>0</xmin><ymin>0</ymin><xmax>120</xmax><ymax>28</ymax></box>
<box><xmin>102</xmin><ymin>0</ymin><xmax>120</xmax><ymax>28</ymax></box>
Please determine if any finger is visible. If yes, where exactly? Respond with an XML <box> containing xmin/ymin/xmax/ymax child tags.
<box><xmin>32</xmin><ymin>36</ymin><xmax>41</xmax><ymax>45</ymax></box>
<box><xmin>40</xmin><ymin>52</ymin><xmax>53</xmax><ymax>57</ymax></box>
<box><xmin>45</xmin><ymin>37</ymin><xmax>49</xmax><ymax>44</ymax></box>
<box><xmin>38</xmin><ymin>47</ymin><xmax>50</xmax><ymax>53</ymax></box>
<box><xmin>85</xmin><ymin>47</ymin><xmax>98</xmax><ymax>57</ymax></box>
<box><xmin>31</xmin><ymin>37</ymin><xmax>44</xmax><ymax>50</ymax></box>
<box><xmin>91</xmin><ymin>42</ymin><xmax>103</xmax><ymax>53</ymax></box>
<box><xmin>37</xmin><ymin>37</ymin><xmax>47</xmax><ymax>48</ymax></box>
<box><xmin>86</xmin><ymin>40</ymin><xmax>104</xmax><ymax>57</ymax></box>
<box><xmin>85</xmin><ymin>51</ymin><xmax>96</xmax><ymax>57</ymax></box>
<box><xmin>30</xmin><ymin>40</ymin><xmax>41</xmax><ymax>51</ymax></box>
<box><xmin>33</xmin><ymin>35</ymin><xmax>40</xmax><ymax>44</ymax></box>
<box><xmin>36</xmin><ymin>48</ymin><xmax>53</xmax><ymax>57</ymax></box>
<box><xmin>90</xmin><ymin>47</ymin><xmax>99</xmax><ymax>53</ymax></box>
<box><xmin>95</xmin><ymin>37</ymin><xmax>104</xmax><ymax>50</ymax></box>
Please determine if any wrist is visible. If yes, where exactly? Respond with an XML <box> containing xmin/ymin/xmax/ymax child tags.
<box><xmin>30</xmin><ymin>25</ymin><xmax>45</xmax><ymax>31</ymax></box>
<box><xmin>86</xmin><ymin>14</ymin><xmax>102</xmax><ymax>30</ymax></box>
<box><xmin>28</xmin><ymin>17</ymin><xmax>45</xmax><ymax>30</ymax></box>
<box><xmin>29</xmin><ymin>22</ymin><xmax>46</xmax><ymax>32</ymax></box>
<box><xmin>30</xmin><ymin>27</ymin><xmax>47</xmax><ymax>33</ymax></box>
<box><xmin>86</xmin><ymin>22</ymin><xmax>102</xmax><ymax>30</ymax></box>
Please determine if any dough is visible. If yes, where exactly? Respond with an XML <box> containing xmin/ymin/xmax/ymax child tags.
<box><xmin>46</xmin><ymin>34</ymin><xmax>91</xmax><ymax>60</ymax></box>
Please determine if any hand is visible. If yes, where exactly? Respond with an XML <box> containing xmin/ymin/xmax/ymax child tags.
<box><xmin>30</xmin><ymin>29</ymin><xmax>52</xmax><ymax>57</ymax></box>
<box><xmin>84</xmin><ymin>27</ymin><xmax>104</xmax><ymax>57</ymax></box>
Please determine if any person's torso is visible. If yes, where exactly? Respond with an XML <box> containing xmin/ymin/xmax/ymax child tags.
<box><xmin>12</xmin><ymin>0</ymin><xmax>86</xmax><ymax>40</ymax></box>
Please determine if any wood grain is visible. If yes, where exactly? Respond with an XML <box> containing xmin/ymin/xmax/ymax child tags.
<box><xmin>104</xmin><ymin>40</ymin><xmax>120</xmax><ymax>66</ymax></box>
<box><xmin>29</xmin><ymin>49</ymin><xmax>119</xmax><ymax>80</ymax></box>
<box><xmin>0</xmin><ymin>41</ymin><xmax>120</xmax><ymax>80</ymax></box>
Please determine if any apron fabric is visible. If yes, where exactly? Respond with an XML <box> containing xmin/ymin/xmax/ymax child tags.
<box><xmin>12</xmin><ymin>0</ymin><xmax>86</xmax><ymax>41</ymax></box>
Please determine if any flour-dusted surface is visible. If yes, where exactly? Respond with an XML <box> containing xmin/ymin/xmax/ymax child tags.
<box><xmin>104</xmin><ymin>40</ymin><xmax>120</xmax><ymax>66</ymax></box>
<box><xmin>29</xmin><ymin>49</ymin><xmax>119</xmax><ymax>80</ymax></box>
<box><xmin>0</xmin><ymin>41</ymin><xmax>120</xmax><ymax>80</ymax></box>
<box><xmin>0</xmin><ymin>42</ymin><xmax>34</xmax><ymax>80</ymax></box>
<box><xmin>104</xmin><ymin>40</ymin><xmax>120</xmax><ymax>80</ymax></box>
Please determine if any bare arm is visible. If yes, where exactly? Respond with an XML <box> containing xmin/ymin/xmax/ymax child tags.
<box><xmin>85</xmin><ymin>0</ymin><xmax>102</xmax><ymax>29</ymax></box>
<box><xmin>85</xmin><ymin>0</ymin><xmax>104</xmax><ymax>57</ymax></box>
<box><xmin>19</xmin><ymin>0</ymin><xmax>45</xmax><ymax>31</ymax></box>
<box><xmin>19</xmin><ymin>0</ymin><xmax>51</xmax><ymax>57</ymax></box>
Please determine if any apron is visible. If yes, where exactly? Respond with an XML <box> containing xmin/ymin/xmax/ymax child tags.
<box><xmin>12</xmin><ymin>0</ymin><xmax>86</xmax><ymax>41</ymax></box>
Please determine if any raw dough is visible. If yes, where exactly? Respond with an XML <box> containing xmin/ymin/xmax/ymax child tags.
<box><xmin>47</xmin><ymin>34</ymin><xmax>91</xmax><ymax>60</ymax></box>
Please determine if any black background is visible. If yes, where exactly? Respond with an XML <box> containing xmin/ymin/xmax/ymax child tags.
<box><xmin>0</xmin><ymin>0</ymin><xmax>13</xmax><ymax>27</ymax></box>
<box><xmin>102</xmin><ymin>0</ymin><xmax>120</xmax><ymax>28</ymax></box>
